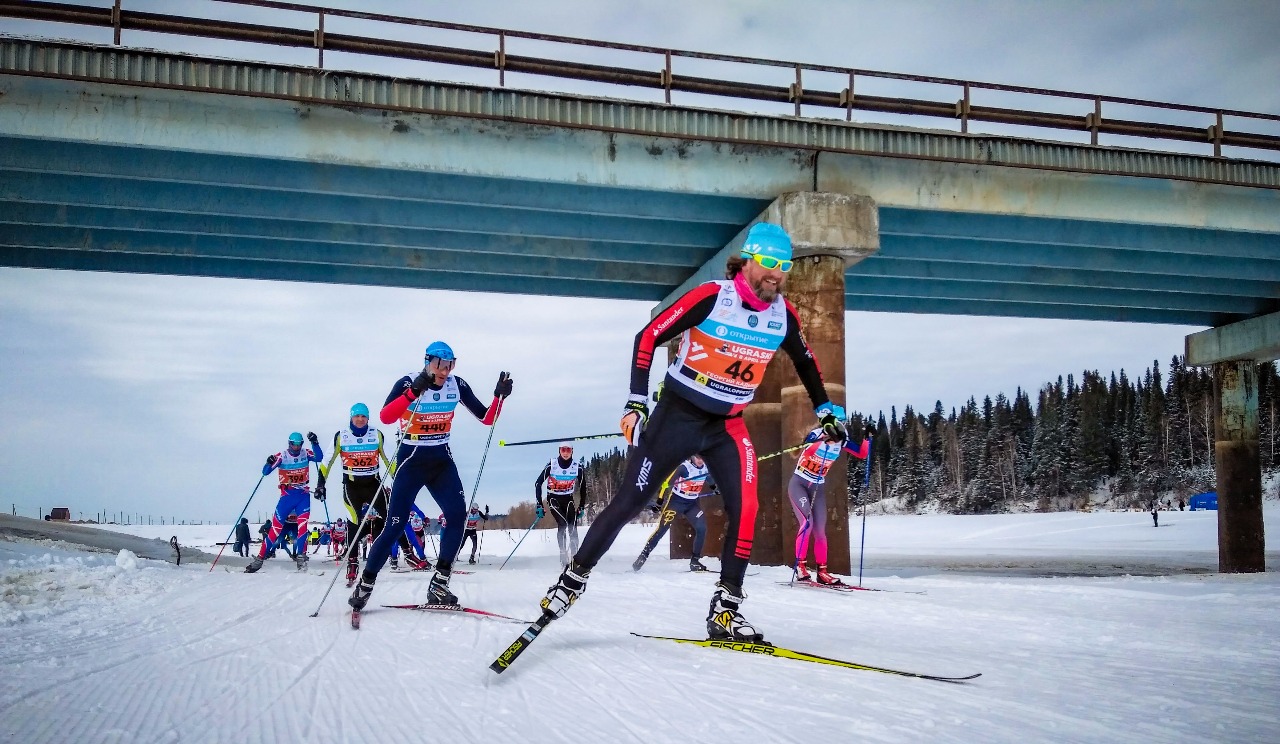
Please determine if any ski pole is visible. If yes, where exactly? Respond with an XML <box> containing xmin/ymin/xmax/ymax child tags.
<box><xmin>499</xmin><ymin>517</ymin><xmax>541</xmax><ymax>570</ymax></box>
<box><xmin>857</xmin><ymin>435</ymin><xmax>873</xmax><ymax>588</ymax></box>
<box><xmin>308</xmin><ymin>474</ymin><xmax>393</xmax><ymax>618</ymax></box>
<box><xmin>498</xmin><ymin>431</ymin><xmax>622</xmax><ymax>447</ymax></box>
<box><xmin>464</xmin><ymin>376</ymin><xmax>506</xmax><ymax>513</ymax></box>
<box><xmin>758</xmin><ymin>442</ymin><xmax>807</xmax><ymax>462</ymax></box>
<box><xmin>210</xmin><ymin>472</ymin><xmax>267</xmax><ymax>572</ymax></box>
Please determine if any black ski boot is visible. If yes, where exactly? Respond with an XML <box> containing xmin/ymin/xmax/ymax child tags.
<box><xmin>467</xmin><ymin>554</ymin><xmax>477</xmax><ymax>565</ymax></box>
<box><xmin>707</xmin><ymin>581</ymin><xmax>764</xmax><ymax>642</ymax></box>
<box><xmin>348</xmin><ymin>571</ymin><xmax>376</xmax><ymax>611</ymax></box>
<box><xmin>689</xmin><ymin>557</ymin><xmax>709</xmax><ymax>572</ymax></box>
<box><xmin>244</xmin><ymin>556</ymin><xmax>264</xmax><ymax>574</ymax></box>
<box><xmin>540</xmin><ymin>562</ymin><xmax>590</xmax><ymax>619</ymax></box>
<box><xmin>426</xmin><ymin>565</ymin><xmax>458</xmax><ymax>606</ymax></box>
<box><xmin>632</xmin><ymin>549</ymin><xmax>651</xmax><ymax>572</ymax></box>
<box><xmin>294</xmin><ymin>553</ymin><xmax>309</xmax><ymax>572</ymax></box>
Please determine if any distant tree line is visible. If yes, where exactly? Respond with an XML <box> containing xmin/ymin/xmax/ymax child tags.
<box><xmin>848</xmin><ymin>357</ymin><xmax>1280</xmax><ymax>513</ymax></box>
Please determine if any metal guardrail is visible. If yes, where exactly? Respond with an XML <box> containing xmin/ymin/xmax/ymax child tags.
<box><xmin>2</xmin><ymin>0</ymin><xmax>1278</xmax><ymax>158</ymax></box>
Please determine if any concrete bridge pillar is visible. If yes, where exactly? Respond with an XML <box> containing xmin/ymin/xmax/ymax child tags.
<box><xmin>1187</xmin><ymin>311</ymin><xmax>1278</xmax><ymax>574</ymax></box>
<box><xmin>666</xmin><ymin>192</ymin><xmax>879</xmax><ymax>576</ymax></box>
<box><xmin>1213</xmin><ymin>362</ymin><xmax>1264</xmax><ymax>572</ymax></box>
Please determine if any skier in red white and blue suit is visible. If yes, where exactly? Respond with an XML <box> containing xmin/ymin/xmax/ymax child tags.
<box><xmin>245</xmin><ymin>431</ymin><xmax>323</xmax><ymax>573</ymax></box>
<box><xmin>538</xmin><ymin>222</ymin><xmax>848</xmax><ymax>642</ymax></box>
<box><xmin>348</xmin><ymin>341</ymin><xmax>512</xmax><ymax>610</ymax></box>
<box><xmin>788</xmin><ymin>423</ymin><xmax>872</xmax><ymax>585</ymax></box>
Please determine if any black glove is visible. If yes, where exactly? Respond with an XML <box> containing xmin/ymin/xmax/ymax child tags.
<box><xmin>820</xmin><ymin>412</ymin><xmax>848</xmax><ymax>442</ymax></box>
<box><xmin>494</xmin><ymin>371</ymin><xmax>513</xmax><ymax>398</ymax></box>
<box><xmin>864</xmin><ymin>423</ymin><xmax>876</xmax><ymax>439</ymax></box>
<box><xmin>410</xmin><ymin>367</ymin><xmax>433</xmax><ymax>396</ymax></box>
<box><xmin>484</xmin><ymin>505</ymin><xmax>490</xmax><ymax>516</ymax></box>
<box><xmin>265</xmin><ymin>454</ymin><xmax>278</xmax><ymax>468</ymax></box>
<box><xmin>307</xmin><ymin>431</ymin><xmax>319</xmax><ymax>446</ymax></box>
<box><xmin>315</xmin><ymin>482</ymin><xmax>327</xmax><ymax>502</ymax></box>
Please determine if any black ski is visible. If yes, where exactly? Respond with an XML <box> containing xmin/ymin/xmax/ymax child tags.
<box><xmin>631</xmin><ymin>633</ymin><xmax>979</xmax><ymax>683</ymax></box>
<box><xmin>381</xmin><ymin>603</ymin><xmax>530</xmax><ymax>623</ymax></box>
<box><xmin>489</xmin><ymin>613</ymin><xmax>554</xmax><ymax>674</ymax></box>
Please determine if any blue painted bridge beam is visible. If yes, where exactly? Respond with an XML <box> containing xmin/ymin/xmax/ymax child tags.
<box><xmin>844</xmin><ymin>296</ymin><xmax>1226</xmax><ymax>327</ymax></box>
<box><xmin>880</xmin><ymin>207</ymin><xmax>1278</xmax><ymax>261</ymax></box>
<box><xmin>0</xmin><ymin>170</ymin><xmax>740</xmax><ymax>249</ymax></box>
<box><xmin>852</xmin><ymin>255</ymin><xmax>1278</xmax><ymax>298</ymax></box>
<box><xmin>0</xmin><ymin>202</ymin><xmax>720</xmax><ymax>269</ymax></box>
<box><xmin>0</xmin><ymin>224</ymin><xmax>697</xmax><ymax>290</ymax></box>
<box><xmin>843</xmin><ymin>274</ymin><xmax>1275</xmax><ymax>316</ymax></box>
<box><xmin>0</xmin><ymin>136</ymin><xmax>769</xmax><ymax>227</ymax></box>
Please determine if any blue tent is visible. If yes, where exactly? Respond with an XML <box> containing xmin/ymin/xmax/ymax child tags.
<box><xmin>1189</xmin><ymin>492</ymin><xmax>1217</xmax><ymax>511</ymax></box>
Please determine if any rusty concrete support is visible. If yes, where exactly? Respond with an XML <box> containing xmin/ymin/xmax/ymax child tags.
<box><xmin>779</xmin><ymin>254</ymin><xmax>849</xmax><ymax>571</ymax></box>
<box><xmin>1213</xmin><ymin>361</ymin><xmax>1265</xmax><ymax>573</ymax></box>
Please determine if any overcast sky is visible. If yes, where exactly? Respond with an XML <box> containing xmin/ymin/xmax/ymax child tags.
<box><xmin>2</xmin><ymin>0</ymin><xmax>1277</xmax><ymax>523</ymax></box>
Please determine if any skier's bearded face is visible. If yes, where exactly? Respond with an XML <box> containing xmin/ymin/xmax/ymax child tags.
<box><xmin>741</xmin><ymin>257</ymin><xmax>786</xmax><ymax>302</ymax></box>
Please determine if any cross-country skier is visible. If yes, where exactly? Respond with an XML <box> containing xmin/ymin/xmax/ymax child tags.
<box><xmin>538</xmin><ymin>222</ymin><xmax>847</xmax><ymax>642</ymax></box>
<box><xmin>319</xmin><ymin>403</ymin><xmax>395</xmax><ymax>586</ymax></box>
<box><xmin>246</xmin><ymin>432</ymin><xmax>324</xmax><ymax>573</ymax></box>
<box><xmin>348</xmin><ymin>342</ymin><xmax>512</xmax><ymax>611</ymax></box>
<box><xmin>458</xmin><ymin>504</ymin><xmax>490</xmax><ymax>564</ymax></box>
<box><xmin>633</xmin><ymin>455</ymin><xmax>719</xmax><ymax>573</ymax></box>
<box><xmin>534</xmin><ymin>443</ymin><xmax>588</xmax><ymax>565</ymax></box>
<box><xmin>788</xmin><ymin>422</ymin><xmax>871</xmax><ymax>584</ymax></box>
<box><xmin>330</xmin><ymin>518</ymin><xmax>347</xmax><ymax>558</ymax></box>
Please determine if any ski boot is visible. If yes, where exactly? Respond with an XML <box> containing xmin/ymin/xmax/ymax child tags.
<box><xmin>426</xmin><ymin>566</ymin><xmax>458</xmax><ymax>606</ymax></box>
<box><xmin>631</xmin><ymin>549</ymin><xmax>651</xmax><ymax>572</ymax></box>
<box><xmin>706</xmin><ymin>582</ymin><xmax>764</xmax><ymax>642</ymax></box>
<box><xmin>390</xmin><ymin>556</ymin><xmax>399</xmax><ymax>571</ymax></box>
<box><xmin>689</xmin><ymin>557</ymin><xmax>709</xmax><ymax>572</ymax></box>
<box><xmin>348</xmin><ymin>571</ymin><xmax>376</xmax><ymax>610</ymax></box>
<box><xmin>407</xmin><ymin>555</ymin><xmax>432</xmax><ymax>571</ymax></box>
<box><xmin>345</xmin><ymin>559</ymin><xmax>359</xmax><ymax>587</ymax></box>
<box><xmin>540</xmin><ymin>562</ymin><xmax>590</xmax><ymax>619</ymax></box>
<box><xmin>794</xmin><ymin>560</ymin><xmax>812</xmax><ymax>582</ymax></box>
<box><xmin>294</xmin><ymin>553</ymin><xmax>309</xmax><ymax>572</ymax></box>
<box><xmin>467</xmin><ymin>554</ymin><xmax>477</xmax><ymax>565</ymax></box>
<box><xmin>814</xmin><ymin>564</ymin><xmax>844</xmax><ymax>586</ymax></box>
<box><xmin>243</xmin><ymin>556</ymin><xmax>264</xmax><ymax>574</ymax></box>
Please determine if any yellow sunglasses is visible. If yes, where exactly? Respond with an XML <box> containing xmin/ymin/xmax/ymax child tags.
<box><xmin>746</xmin><ymin>252</ymin><xmax>794</xmax><ymax>272</ymax></box>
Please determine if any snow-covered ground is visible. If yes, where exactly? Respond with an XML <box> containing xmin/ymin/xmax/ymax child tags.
<box><xmin>3</xmin><ymin>507</ymin><xmax>1279</xmax><ymax>743</ymax></box>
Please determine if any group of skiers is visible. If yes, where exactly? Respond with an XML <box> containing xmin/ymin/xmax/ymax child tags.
<box><xmin>245</xmin><ymin>222</ymin><xmax>869</xmax><ymax>644</ymax></box>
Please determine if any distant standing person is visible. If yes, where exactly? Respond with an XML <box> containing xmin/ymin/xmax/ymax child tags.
<box><xmin>246</xmin><ymin>432</ymin><xmax>323</xmax><ymax>573</ymax></box>
<box><xmin>534</xmin><ymin>443</ymin><xmax>588</xmax><ymax>566</ymax></box>
<box><xmin>234</xmin><ymin>517</ymin><xmax>252</xmax><ymax>558</ymax></box>
<box><xmin>1151</xmin><ymin>502</ymin><xmax>1159</xmax><ymax>528</ymax></box>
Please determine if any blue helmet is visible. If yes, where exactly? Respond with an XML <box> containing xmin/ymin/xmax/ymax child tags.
<box><xmin>424</xmin><ymin>341</ymin><xmax>455</xmax><ymax>364</ymax></box>
<box><xmin>288</xmin><ymin>432</ymin><xmax>304</xmax><ymax>446</ymax></box>
<box><xmin>740</xmin><ymin>222</ymin><xmax>793</xmax><ymax>264</ymax></box>
<box><xmin>350</xmin><ymin>402</ymin><xmax>369</xmax><ymax>418</ymax></box>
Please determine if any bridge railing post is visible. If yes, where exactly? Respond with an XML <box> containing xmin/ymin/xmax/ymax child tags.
<box><xmin>112</xmin><ymin>0</ymin><xmax>121</xmax><ymax>46</ymax></box>
<box><xmin>314</xmin><ymin>10</ymin><xmax>325</xmax><ymax>69</ymax></box>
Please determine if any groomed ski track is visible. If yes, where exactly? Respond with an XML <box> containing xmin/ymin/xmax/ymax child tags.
<box><xmin>3</xmin><ymin>509</ymin><xmax>1280</xmax><ymax>743</ymax></box>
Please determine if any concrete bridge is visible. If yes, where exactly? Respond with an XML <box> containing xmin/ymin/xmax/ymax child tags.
<box><xmin>1</xmin><ymin>13</ymin><xmax>1277</xmax><ymax>574</ymax></box>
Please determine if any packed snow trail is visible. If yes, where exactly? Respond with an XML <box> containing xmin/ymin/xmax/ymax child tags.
<box><xmin>3</xmin><ymin>508</ymin><xmax>1279</xmax><ymax>743</ymax></box>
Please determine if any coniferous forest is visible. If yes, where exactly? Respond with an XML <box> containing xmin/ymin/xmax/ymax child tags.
<box><xmin>574</xmin><ymin>356</ymin><xmax>1280</xmax><ymax>517</ymax></box>
<box><xmin>846</xmin><ymin>356</ymin><xmax>1280</xmax><ymax>513</ymax></box>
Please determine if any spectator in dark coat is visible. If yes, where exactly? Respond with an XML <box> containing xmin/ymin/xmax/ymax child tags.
<box><xmin>234</xmin><ymin>518</ymin><xmax>252</xmax><ymax>557</ymax></box>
